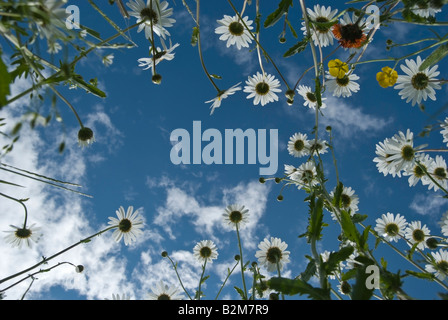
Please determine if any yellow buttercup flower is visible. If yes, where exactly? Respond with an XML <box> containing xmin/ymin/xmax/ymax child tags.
<box><xmin>328</xmin><ymin>59</ymin><xmax>349</xmax><ymax>78</ymax></box>
<box><xmin>376</xmin><ymin>66</ymin><xmax>398</xmax><ymax>88</ymax></box>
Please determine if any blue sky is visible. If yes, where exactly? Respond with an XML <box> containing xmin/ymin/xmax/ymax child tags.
<box><xmin>1</xmin><ymin>0</ymin><xmax>448</xmax><ymax>300</ymax></box>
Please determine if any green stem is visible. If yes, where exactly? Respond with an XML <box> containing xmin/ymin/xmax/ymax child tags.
<box><xmin>235</xmin><ymin>223</ymin><xmax>248</xmax><ymax>299</ymax></box>
<box><xmin>197</xmin><ymin>259</ymin><xmax>207</xmax><ymax>300</ymax></box>
<box><xmin>215</xmin><ymin>259</ymin><xmax>239</xmax><ymax>300</ymax></box>
<box><xmin>165</xmin><ymin>254</ymin><xmax>193</xmax><ymax>300</ymax></box>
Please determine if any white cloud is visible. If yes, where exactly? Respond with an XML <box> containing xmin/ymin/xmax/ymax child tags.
<box><xmin>409</xmin><ymin>192</ymin><xmax>448</xmax><ymax>217</ymax></box>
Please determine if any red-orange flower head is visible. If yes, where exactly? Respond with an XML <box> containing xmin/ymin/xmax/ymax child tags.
<box><xmin>332</xmin><ymin>22</ymin><xmax>367</xmax><ymax>49</ymax></box>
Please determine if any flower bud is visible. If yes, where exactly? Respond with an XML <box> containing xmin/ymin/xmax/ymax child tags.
<box><xmin>152</xmin><ymin>73</ymin><xmax>162</xmax><ymax>84</ymax></box>
<box><xmin>75</xmin><ymin>265</ymin><xmax>84</xmax><ymax>273</ymax></box>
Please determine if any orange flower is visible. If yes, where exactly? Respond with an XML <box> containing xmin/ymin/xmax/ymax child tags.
<box><xmin>332</xmin><ymin>23</ymin><xmax>367</xmax><ymax>49</ymax></box>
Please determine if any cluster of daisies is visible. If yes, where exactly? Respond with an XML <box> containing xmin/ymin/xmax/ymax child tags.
<box><xmin>373</xmin><ymin>127</ymin><xmax>448</xmax><ymax>192</ymax></box>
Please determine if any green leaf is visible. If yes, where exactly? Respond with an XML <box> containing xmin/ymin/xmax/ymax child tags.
<box><xmin>72</xmin><ymin>76</ymin><xmax>106</xmax><ymax>98</ymax></box>
<box><xmin>264</xmin><ymin>0</ymin><xmax>293</xmax><ymax>28</ymax></box>
<box><xmin>0</xmin><ymin>54</ymin><xmax>12</xmax><ymax>108</ymax></box>
<box><xmin>300</xmin><ymin>259</ymin><xmax>317</xmax><ymax>282</ymax></box>
<box><xmin>191</xmin><ymin>27</ymin><xmax>199</xmax><ymax>46</ymax></box>
<box><xmin>340</xmin><ymin>210</ymin><xmax>360</xmax><ymax>244</ymax></box>
<box><xmin>283</xmin><ymin>36</ymin><xmax>310</xmax><ymax>58</ymax></box>
<box><xmin>324</xmin><ymin>246</ymin><xmax>354</xmax><ymax>276</ymax></box>
<box><xmin>234</xmin><ymin>286</ymin><xmax>246</xmax><ymax>300</ymax></box>
<box><xmin>268</xmin><ymin>277</ymin><xmax>331</xmax><ymax>300</ymax></box>
<box><xmin>419</xmin><ymin>43</ymin><xmax>448</xmax><ymax>71</ymax></box>
<box><xmin>351</xmin><ymin>257</ymin><xmax>375</xmax><ymax>300</ymax></box>
<box><xmin>308</xmin><ymin>194</ymin><xmax>324</xmax><ymax>241</ymax></box>
<box><xmin>405</xmin><ymin>270</ymin><xmax>435</xmax><ymax>280</ymax></box>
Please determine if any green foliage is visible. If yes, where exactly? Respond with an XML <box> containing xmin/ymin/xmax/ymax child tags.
<box><xmin>264</xmin><ymin>0</ymin><xmax>293</xmax><ymax>28</ymax></box>
<box><xmin>268</xmin><ymin>277</ymin><xmax>331</xmax><ymax>300</ymax></box>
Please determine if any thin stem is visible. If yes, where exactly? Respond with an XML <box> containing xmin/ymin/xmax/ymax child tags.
<box><xmin>0</xmin><ymin>192</ymin><xmax>28</xmax><ymax>228</ymax></box>
<box><xmin>0</xmin><ymin>226</ymin><xmax>114</xmax><ymax>286</ymax></box>
<box><xmin>197</xmin><ymin>259</ymin><xmax>207</xmax><ymax>300</ymax></box>
<box><xmin>235</xmin><ymin>223</ymin><xmax>248</xmax><ymax>299</ymax></box>
<box><xmin>215</xmin><ymin>259</ymin><xmax>239</xmax><ymax>300</ymax></box>
<box><xmin>165</xmin><ymin>254</ymin><xmax>193</xmax><ymax>300</ymax></box>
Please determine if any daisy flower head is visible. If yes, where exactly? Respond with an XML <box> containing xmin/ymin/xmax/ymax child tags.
<box><xmin>108</xmin><ymin>206</ymin><xmax>144</xmax><ymax>246</ymax></box>
<box><xmin>215</xmin><ymin>15</ymin><xmax>253</xmax><ymax>50</ymax></box>
<box><xmin>223</xmin><ymin>204</ymin><xmax>249</xmax><ymax>229</ymax></box>
<box><xmin>244</xmin><ymin>72</ymin><xmax>282</xmax><ymax>106</ymax></box>
<box><xmin>332</xmin><ymin>12</ymin><xmax>369</xmax><ymax>50</ymax></box>
<box><xmin>425</xmin><ymin>249</ymin><xmax>448</xmax><ymax>281</ymax></box>
<box><xmin>146</xmin><ymin>280</ymin><xmax>184</xmax><ymax>300</ymax></box>
<box><xmin>376</xmin><ymin>66</ymin><xmax>398</xmax><ymax>88</ymax></box>
<box><xmin>291</xmin><ymin>160</ymin><xmax>319</xmax><ymax>189</ymax></box>
<box><xmin>309</xmin><ymin>138</ymin><xmax>329</xmax><ymax>156</ymax></box>
<box><xmin>301</xmin><ymin>5</ymin><xmax>338</xmax><ymax>47</ymax></box>
<box><xmin>373</xmin><ymin>129</ymin><xmax>421</xmax><ymax>177</ymax></box>
<box><xmin>329</xmin><ymin>186</ymin><xmax>359</xmax><ymax>219</ymax></box>
<box><xmin>296</xmin><ymin>85</ymin><xmax>327</xmax><ymax>109</ymax></box>
<box><xmin>255</xmin><ymin>237</ymin><xmax>290</xmax><ymax>272</ymax></box>
<box><xmin>287</xmin><ymin>132</ymin><xmax>311</xmax><ymax>158</ymax></box>
<box><xmin>403</xmin><ymin>153</ymin><xmax>433</xmax><ymax>187</ymax></box>
<box><xmin>284</xmin><ymin>164</ymin><xmax>298</xmax><ymax>177</ymax></box>
<box><xmin>374</xmin><ymin>212</ymin><xmax>407</xmax><ymax>242</ymax></box>
<box><xmin>4</xmin><ymin>223</ymin><xmax>42</xmax><ymax>249</ymax></box>
<box><xmin>411</xmin><ymin>2</ymin><xmax>442</xmax><ymax>18</ymax></box>
<box><xmin>137</xmin><ymin>41</ymin><xmax>180</xmax><ymax>71</ymax></box>
<box><xmin>206</xmin><ymin>83</ymin><xmax>241</xmax><ymax>115</ymax></box>
<box><xmin>426</xmin><ymin>155</ymin><xmax>448</xmax><ymax>191</ymax></box>
<box><xmin>78</xmin><ymin>126</ymin><xmax>95</xmax><ymax>147</ymax></box>
<box><xmin>404</xmin><ymin>221</ymin><xmax>431</xmax><ymax>250</ymax></box>
<box><xmin>440</xmin><ymin>117</ymin><xmax>448</xmax><ymax>146</ymax></box>
<box><xmin>193</xmin><ymin>240</ymin><xmax>218</xmax><ymax>264</ymax></box>
<box><xmin>325</xmin><ymin>71</ymin><xmax>360</xmax><ymax>98</ymax></box>
<box><xmin>127</xmin><ymin>0</ymin><xmax>175</xmax><ymax>40</ymax></box>
<box><xmin>394</xmin><ymin>56</ymin><xmax>441</xmax><ymax>107</ymax></box>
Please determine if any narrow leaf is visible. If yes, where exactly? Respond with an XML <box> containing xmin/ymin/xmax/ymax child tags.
<box><xmin>419</xmin><ymin>43</ymin><xmax>448</xmax><ymax>71</ymax></box>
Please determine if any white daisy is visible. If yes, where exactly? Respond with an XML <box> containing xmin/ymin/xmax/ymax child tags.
<box><xmin>329</xmin><ymin>186</ymin><xmax>359</xmax><ymax>219</ymax></box>
<box><xmin>394</xmin><ymin>56</ymin><xmax>441</xmax><ymax>107</ymax></box>
<box><xmin>77</xmin><ymin>127</ymin><xmax>95</xmax><ymax>147</ymax></box>
<box><xmin>193</xmin><ymin>240</ymin><xmax>218</xmax><ymax>264</ymax></box>
<box><xmin>206</xmin><ymin>83</ymin><xmax>241</xmax><ymax>115</ymax></box>
<box><xmin>373</xmin><ymin>129</ymin><xmax>421</xmax><ymax>177</ymax></box>
<box><xmin>255</xmin><ymin>237</ymin><xmax>290</xmax><ymax>272</ymax></box>
<box><xmin>215</xmin><ymin>15</ymin><xmax>253</xmax><ymax>50</ymax></box>
<box><xmin>425</xmin><ymin>249</ymin><xmax>448</xmax><ymax>281</ymax></box>
<box><xmin>291</xmin><ymin>160</ymin><xmax>319</xmax><ymax>189</ymax></box>
<box><xmin>440</xmin><ymin>117</ymin><xmax>448</xmax><ymax>147</ymax></box>
<box><xmin>411</xmin><ymin>4</ymin><xmax>442</xmax><ymax>18</ymax></box>
<box><xmin>374</xmin><ymin>212</ymin><xmax>407</xmax><ymax>242</ymax></box>
<box><xmin>309</xmin><ymin>138</ymin><xmax>329</xmax><ymax>155</ymax></box>
<box><xmin>325</xmin><ymin>71</ymin><xmax>360</xmax><ymax>98</ymax></box>
<box><xmin>4</xmin><ymin>223</ymin><xmax>42</xmax><ymax>249</ymax></box>
<box><xmin>301</xmin><ymin>5</ymin><xmax>338</xmax><ymax>47</ymax></box>
<box><xmin>404</xmin><ymin>221</ymin><xmax>431</xmax><ymax>250</ymax></box>
<box><xmin>284</xmin><ymin>164</ymin><xmax>298</xmax><ymax>177</ymax></box>
<box><xmin>137</xmin><ymin>41</ymin><xmax>179</xmax><ymax>70</ymax></box>
<box><xmin>403</xmin><ymin>153</ymin><xmax>433</xmax><ymax>187</ymax></box>
<box><xmin>108</xmin><ymin>206</ymin><xmax>144</xmax><ymax>246</ymax></box>
<box><xmin>146</xmin><ymin>280</ymin><xmax>184</xmax><ymax>300</ymax></box>
<box><xmin>102</xmin><ymin>54</ymin><xmax>115</xmax><ymax>67</ymax></box>
<box><xmin>287</xmin><ymin>133</ymin><xmax>311</xmax><ymax>158</ymax></box>
<box><xmin>244</xmin><ymin>72</ymin><xmax>282</xmax><ymax>106</ymax></box>
<box><xmin>426</xmin><ymin>155</ymin><xmax>448</xmax><ymax>191</ymax></box>
<box><xmin>223</xmin><ymin>204</ymin><xmax>249</xmax><ymax>229</ymax></box>
<box><xmin>127</xmin><ymin>0</ymin><xmax>175</xmax><ymax>40</ymax></box>
<box><xmin>296</xmin><ymin>85</ymin><xmax>327</xmax><ymax>109</ymax></box>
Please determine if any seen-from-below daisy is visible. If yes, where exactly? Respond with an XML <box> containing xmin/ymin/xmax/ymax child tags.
<box><xmin>284</xmin><ymin>164</ymin><xmax>298</xmax><ymax>178</ymax></box>
<box><xmin>329</xmin><ymin>186</ymin><xmax>359</xmax><ymax>220</ymax></box>
<box><xmin>127</xmin><ymin>0</ymin><xmax>175</xmax><ymax>40</ymax></box>
<box><xmin>223</xmin><ymin>204</ymin><xmax>249</xmax><ymax>229</ymax></box>
<box><xmin>78</xmin><ymin>127</ymin><xmax>95</xmax><ymax>147</ymax></box>
<box><xmin>411</xmin><ymin>3</ymin><xmax>442</xmax><ymax>17</ymax></box>
<box><xmin>440</xmin><ymin>117</ymin><xmax>448</xmax><ymax>147</ymax></box>
<box><xmin>215</xmin><ymin>15</ymin><xmax>253</xmax><ymax>50</ymax></box>
<box><xmin>440</xmin><ymin>211</ymin><xmax>448</xmax><ymax>237</ymax></box>
<box><xmin>287</xmin><ymin>133</ymin><xmax>311</xmax><ymax>158</ymax></box>
<box><xmin>403</xmin><ymin>153</ymin><xmax>433</xmax><ymax>187</ymax></box>
<box><xmin>147</xmin><ymin>280</ymin><xmax>184</xmax><ymax>300</ymax></box>
<box><xmin>309</xmin><ymin>138</ymin><xmax>329</xmax><ymax>155</ymax></box>
<box><xmin>374</xmin><ymin>212</ymin><xmax>407</xmax><ymax>242</ymax></box>
<box><xmin>244</xmin><ymin>72</ymin><xmax>282</xmax><ymax>106</ymax></box>
<box><xmin>296</xmin><ymin>85</ymin><xmax>327</xmax><ymax>109</ymax></box>
<box><xmin>331</xmin><ymin>12</ymin><xmax>368</xmax><ymax>50</ymax></box>
<box><xmin>206</xmin><ymin>83</ymin><xmax>241</xmax><ymax>115</ymax></box>
<box><xmin>255</xmin><ymin>237</ymin><xmax>290</xmax><ymax>272</ymax></box>
<box><xmin>108</xmin><ymin>206</ymin><xmax>144</xmax><ymax>246</ymax></box>
<box><xmin>394</xmin><ymin>56</ymin><xmax>441</xmax><ymax>107</ymax></box>
<box><xmin>301</xmin><ymin>5</ymin><xmax>338</xmax><ymax>47</ymax></box>
<box><xmin>404</xmin><ymin>221</ymin><xmax>430</xmax><ymax>250</ymax></box>
<box><xmin>325</xmin><ymin>72</ymin><xmax>360</xmax><ymax>98</ymax></box>
<box><xmin>291</xmin><ymin>160</ymin><xmax>319</xmax><ymax>189</ymax></box>
<box><xmin>193</xmin><ymin>240</ymin><xmax>218</xmax><ymax>264</ymax></box>
<box><xmin>107</xmin><ymin>293</ymin><xmax>131</xmax><ymax>300</ymax></box>
<box><xmin>425</xmin><ymin>249</ymin><xmax>448</xmax><ymax>281</ymax></box>
<box><xmin>426</xmin><ymin>155</ymin><xmax>448</xmax><ymax>192</ymax></box>
<box><xmin>4</xmin><ymin>223</ymin><xmax>41</xmax><ymax>249</ymax></box>
<box><xmin>137</xmin><ymin>41</ymin><xmax>179</xmax><ymax>71</ymax></box>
